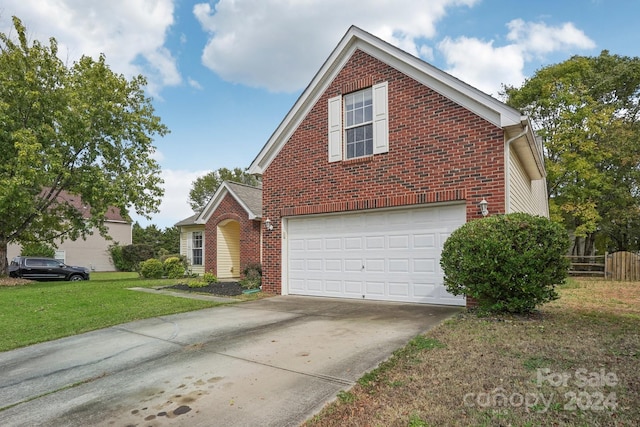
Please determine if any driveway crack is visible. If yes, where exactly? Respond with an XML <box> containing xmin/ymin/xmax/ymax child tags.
<box><xmin>215</xmin><ymin>352</ymin><xmax>355</xmax><ymax>387</ymax></box>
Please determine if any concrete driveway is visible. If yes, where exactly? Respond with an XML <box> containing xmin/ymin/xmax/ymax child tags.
<box><xmin>0</xmin><ymin>296</ymin><xmax>460</xmax><ymax>426</ymax></box>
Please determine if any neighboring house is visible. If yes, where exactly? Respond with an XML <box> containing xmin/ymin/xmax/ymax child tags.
<box><xmin>176</xmin><ymin>181</ymin><xmax>262</xmax><ymax>280</ymax></box>
<box><xmin>7</xmin><ymin>194</ymin><xmax>132</xmax><ymax>271</ymax></box>
<box><xmin>248</xmin><ymin>26</ymin><xmax>548</xmax><ymax>307</ymax></box>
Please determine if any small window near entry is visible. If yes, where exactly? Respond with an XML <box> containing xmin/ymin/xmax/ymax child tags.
<box><xmin>192</xmin><ymin>231</ymin><xmax>203</xmax><ymax>265</ymax></box>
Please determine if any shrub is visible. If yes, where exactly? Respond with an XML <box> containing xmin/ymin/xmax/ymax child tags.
<box><xmin>163</xmin><ymin>257</ymin><xmax>186</xmax><ymax>279</ymax></box>
<box><xmin>109</xmin><ymin>244</ymin><xmax>126</xmax><ymax>271</ymax></box>
<box><xmin>186</xmin><ymin>279</ymin><xmax>209</xmax><ymax>288</ymax></box>
<box><xmin>239</xmin><ymin>262</ymin><xmax>262</xmax><ymax>290</ymax></box>
<box><xmin>440</xmin><ymin>213</ymin><xmax>570</xmax><ymax>313</ymax></box>
<box><xmin>139</xmin><ymin>258</ymin><xmax>164</xmax><ymax>279</ymax></box>
<box><xmin>202</xmin><ymin>271</ymin><xmax>218</xmax><ymax>284</ymax></box>
<box><xmin>122</xmin><ymin>244</ymin><xmax>155</xmax><ymax>271</ymax></box>
<box><xmin>20</xmin><ymin>242</ymin><xmax>55</xmax><ymax>258</ymax></box>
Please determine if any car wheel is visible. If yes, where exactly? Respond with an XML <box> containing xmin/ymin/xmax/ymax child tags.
<box><xmin>69</xmin><ymin>274</ymin><xmax>84</xmax><ymax>281</ymax></box>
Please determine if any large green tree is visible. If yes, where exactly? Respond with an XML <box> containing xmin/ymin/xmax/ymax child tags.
<box><xmin>0</xmin><ymin>17</ymin><xmax>168</xmax><ymax>274</ymax></box>
<box><xmin>504</xmin><ymin>51</ymin><xmax>640</xmax><ymax>254</ymax></box>
<box><xmin>189</xmin><ymin>167</ymin><xmax>260</xmax><ymax>212</ymax></box>
<box><xmin>132</xmin><ymin>222</ymin><xmax>179</xmax><ymax>255</ymax></box>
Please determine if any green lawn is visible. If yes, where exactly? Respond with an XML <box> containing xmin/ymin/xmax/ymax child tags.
<box><xmin>0</xmin><ymin>272</ymin><xmax>225</xmax><ymax>352</ymax></box>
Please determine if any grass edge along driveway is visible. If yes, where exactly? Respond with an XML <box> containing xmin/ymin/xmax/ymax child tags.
<box><xmin>305</xmin><ymin>278</ymin><xmax>640</xmax><ymax>427</ymax></box>
<box><xmin>0</xmin><ymin>272</ymin><xmax>231</xmax><ymax>352</ymax></box>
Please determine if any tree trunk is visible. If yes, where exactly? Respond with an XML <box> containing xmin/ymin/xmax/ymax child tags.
<box><xmin>0</xmin><ymin>240</ymin><xmax>8</xmax><ymax>276</ymax></box>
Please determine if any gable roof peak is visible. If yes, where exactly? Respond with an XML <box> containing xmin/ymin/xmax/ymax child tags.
<box><xmin>249</xmin><ymin>25</ymin><xmax>526</xmax><ymax>175</ymax></box>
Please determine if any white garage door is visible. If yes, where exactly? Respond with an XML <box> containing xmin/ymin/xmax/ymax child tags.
<box><xmin>286</xmin><ymin>204</ymin><xmax>466</xmax><ymax>306</ymax></box>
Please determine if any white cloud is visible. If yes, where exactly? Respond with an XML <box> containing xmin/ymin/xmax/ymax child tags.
<box><xmin>0</xmin><ymin>0</ymin><xmax>180</xmax><ymax>97</ymax></box>
<box><xmin>188</xmin><ymin>77</ymin><xmax>204</xmax><ymax>90</ymax></box>
<box><xmin>506</xmin><ymin>19</ymin><xmax>596</xmax><ymax>57</ymax></box>
<box><xmin>132</xmin><ymin>169</ymin><xmax>210</xmax><ymax>229</ymax></box>
<box><xmin>437</xmin><ymin>20</ymin><xmax>596</xmax><ymax>96</ymax></box>
<box><xmin>193</xmin><ymin>0</ymin><xmax>478</xmax><ymax>92</ymax></box>
<box><xmin>438</xmin><ymin>36</ymin><xmax>525</xmax><ymax>95</ymax></box>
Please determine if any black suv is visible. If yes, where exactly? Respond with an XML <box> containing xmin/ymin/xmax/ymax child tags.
<box><xmin>9</xmin><ymin>256</ymin><xmax>90</xmax><ymax>281</ymax></box>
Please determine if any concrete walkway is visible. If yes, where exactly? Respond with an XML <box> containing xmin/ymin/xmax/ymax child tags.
<box><xmin>0</xmin><ymin>296</ymin><xmax>460</xmax><ymax>426</ymax></box>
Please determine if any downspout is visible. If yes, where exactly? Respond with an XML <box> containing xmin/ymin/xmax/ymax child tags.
<box><xmin>504</xmin><ymin>126</ymin><xmax>528</xmax><ymax>214</ymax></box>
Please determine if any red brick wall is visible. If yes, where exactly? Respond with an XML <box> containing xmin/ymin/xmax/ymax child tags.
<box><xmin>261</xmin><ymin>49</ymin><xmax>506</xmax><ymax>297</ymax></box>
<box><xmin>204</xmin><ymin>193</ymin><xmax>262</xmax><ymax>278</ymax></box>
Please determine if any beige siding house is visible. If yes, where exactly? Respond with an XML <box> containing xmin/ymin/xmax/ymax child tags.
<box><xmin>506</xmin><ymin>131</ymin><xmax>548</xmax><ymax>217</ymax></box>
<box><xmin>176</xmin><ymin>215</ymin><xmax>206</xmax><ymax>276</ymax></box>
<box><xmin>8</xmin><ymin>206</ymin><xmax>132</xmax><ymax>272</ymax></box>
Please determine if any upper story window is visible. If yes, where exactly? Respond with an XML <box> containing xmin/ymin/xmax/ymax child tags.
<box><xmin>328</xmin><ymin>81</ymin><xmax>388</xmax><ymax>162</ymax></box>
<box><xmin>344</xmin><ymin>89</ymin><xmax>373</xmax><ymax>158</ymax></box>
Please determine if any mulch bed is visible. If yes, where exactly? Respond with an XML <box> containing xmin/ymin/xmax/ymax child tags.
<box><xmin>164</xmin><ymin>282</ymin><xmax>244</xmax><ymax>296</ymax></box>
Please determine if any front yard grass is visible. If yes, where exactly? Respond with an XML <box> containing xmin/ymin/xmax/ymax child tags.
<box><xmin>306</xmin><ymin>278</ymin><xmax>640</xmax><ymax>426</ymax></box>
<box><xmin>0</xmin><ymin>272</ymin><xmax>225</xmax><ymax>352</ymax></box>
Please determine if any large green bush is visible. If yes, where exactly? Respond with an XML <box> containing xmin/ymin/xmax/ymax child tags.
<box><xmin>440</xmin><ymin>213</ymin><xmax>570</xmax><ymax>313</ymax></box>
<box><xmin>163</xmin><ymin>256</ymin><xmax>186</xmax><ymax>279</ymax></box>
<box><xmin>139</xmin><ymin>258</ymin><xmax>164</xmax><ymax>279</ymax></box>
<box><xmin>110</xmin><ymin>244</ymin><xmax>155</xmax><ymax>271</ymax></box>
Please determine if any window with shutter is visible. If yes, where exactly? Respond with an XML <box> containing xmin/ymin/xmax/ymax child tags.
<box><xmin>327</xmin><ymin>81</ymin><xmax>388</xmax><ymax>162</ymax></box>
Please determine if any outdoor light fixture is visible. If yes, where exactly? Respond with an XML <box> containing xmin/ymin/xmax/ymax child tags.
<box><xmin>479</xmin><ymin>198</ymin><xmax>489</xmax><ymax>217</ymax></box>
<box><xmin>264</xmin><ymin>218</ymin><xmax>273</xmax><ymax>231</ymax></box>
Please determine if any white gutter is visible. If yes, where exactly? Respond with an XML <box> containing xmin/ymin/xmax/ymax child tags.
<box><xmin>504</xmin><ymin>126</ymin><xmax>529</xmax><ymax>214</ymax></box>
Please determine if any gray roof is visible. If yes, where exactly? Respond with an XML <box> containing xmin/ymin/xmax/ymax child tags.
<box><xmin>224</xmin><ymin>181</ymin><xmax>262</xmax><ymax>218</ymax></box>
<box><xmin>174</xmin><ymin>181</ymin><xmax>262</xmax><ymax>227</ymax></box>
<box><xmin>174</xmin><ymin>212</ymin><xmax>199</xmax><ymax>227</ymax></box>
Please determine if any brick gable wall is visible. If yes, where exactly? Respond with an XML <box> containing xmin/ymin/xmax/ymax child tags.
<box><xmin>261</xmin><ymin>49</ymin><xmax>506</xmax><ymax>295</ymax></box>
<box><xmin>203</xmin><ymin>193</ymin><xmax>262</xmax><ymax>278</ymax></box>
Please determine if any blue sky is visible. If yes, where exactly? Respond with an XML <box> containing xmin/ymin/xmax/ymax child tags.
<box><xmin>1</xmin><ymin>0</ymin><xmax>637</xmax><ymax>228</ymax></box>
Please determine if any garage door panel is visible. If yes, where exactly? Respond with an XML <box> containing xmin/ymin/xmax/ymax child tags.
<box><xmin>388</xmin><ymin>235</ymin><xmax>409</xmax><ymax>249</ymax></box>
<box><xmin>388</xmin><ymin>258</ymin><xmax>409</xmax><ymax>273</ymax></box>
<box><xmin>325</xmin><ymin>238</ymin><xmax>342</xmax><ymax>250</ymax></box>
<box><xmin>414</xmin><ymin>234</ymin><xmax>436</xmax><ymax>248</ymax></box>
<box><xmin>325</xmin><ymin>259</ymin><xmax>342</xmax><ymax>272</ymax></box>
<box><xmin>344</xmin><ymin>259</ymin><xmax>363</xmax><ymax>272</ymax></box>
<box><xmin>413</xmin><ymin>282</ymin><xmax>437</xmax><ymax>297</ymax></box>
<box><xmin>345</xmin><ymin>237</ymin><xmax>362</xmax><ymax>250</ymax></box>
<box><xmin>365</xmin><ymin>259</ymin><xmax>385</xmax><ymax>272</ymax></box>
<box><xmin>306</xmin><ymin>239</ymin><xmax>323</xmax><ymax>250</ymax></box>
<box><xmin>287</xmin><ymin>204</ymin><xmax>466</xmax><ymax>306</ymax></box>
<box><xmin>366</xmin><ymin>236</ymin><xmax>385</xmax><ymax>249</ymax></box>
<box><xmin>365</xmin><ymin>281</ymin><xmax>385</xmax><ymax>296</ymax></box>
<box><xmin>325</xmin><ymin>280</ymin><xmax>342</xmax><ymax>293</ymax></box>
<box><xmin>306</xmin><ymin>259</ymin><xmax>322</xmax><ymax>271</ymax></box>
<box><xmin>344</xmin><ymin>281</ymin><xmax>362</xmax><ymax>295</ymax></box>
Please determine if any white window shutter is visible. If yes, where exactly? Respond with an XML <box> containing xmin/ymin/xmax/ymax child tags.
<box><xmin>328</xmin><ymin>95</ymin><xmax>343</xmax><ymax>162</ymax></box>
<box><xmin>372</xmin><ymin>81</ymin><xmax>389</xmax><ymax>154</ymax></box>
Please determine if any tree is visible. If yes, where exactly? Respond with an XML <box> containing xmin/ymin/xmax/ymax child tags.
<box><xmin>189</xmin><ymin>167</ymin><xmax>260</xmax><ymax>212</ymax></box>
<box><xmin>504</xmin><ymin>51</ymin><xmax>640</xmax><ymax>254</ymax></box>
<box><xmin>132</xmin><ymin>222</ymin><xmax>179</xmax><ymax>255</ymax></box>
<box><xmin>0</xmin><ymin>17</ymin><xmax>168</xmax><ymax>275</ymax></box>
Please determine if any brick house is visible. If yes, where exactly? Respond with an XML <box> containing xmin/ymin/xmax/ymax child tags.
<box><xmin>248</xmin><ymin>26</ymin><xmax>548</xmax><ymax>306</ymax></box>
<box><xmin>176</xmin><ymin>181</ymin><xmax>262</xmax><ymax>280</ymax></box>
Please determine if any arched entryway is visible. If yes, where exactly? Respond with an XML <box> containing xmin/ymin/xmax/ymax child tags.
<box><xmin>217</xmin><ymin>219</ymin><xmax>241</xmax><ymax>279</ymax></box>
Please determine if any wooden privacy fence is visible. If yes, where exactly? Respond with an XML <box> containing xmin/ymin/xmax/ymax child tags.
<box><xmin>567</xmin><ymin>251</ymin><xmax>640</xmax><ymax>281</ymax></box>
<box><xmin>605</xmin><ymin>251</ymin><xmax>640</xmax><ymax>281</ymax></box>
